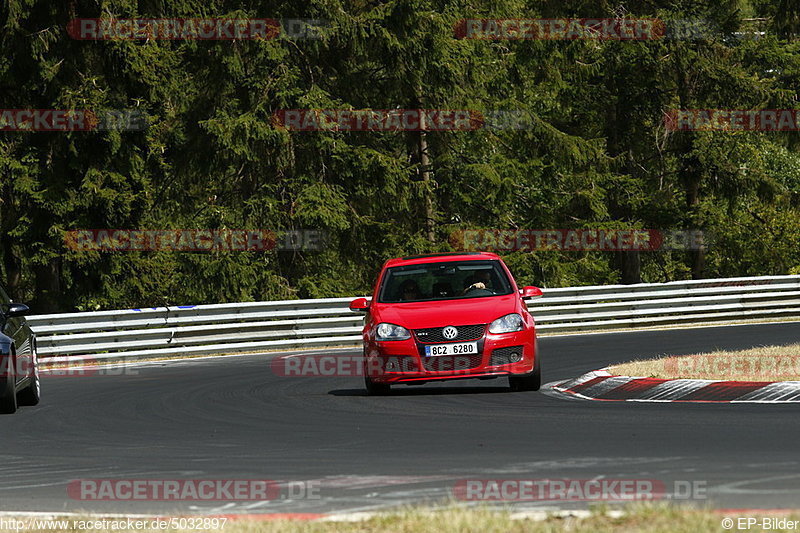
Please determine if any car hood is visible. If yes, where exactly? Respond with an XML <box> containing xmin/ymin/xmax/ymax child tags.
<box><xmin>374</xmin><ymin>294</ymin><xmax>519</xmax><ymax>329</ymax></box>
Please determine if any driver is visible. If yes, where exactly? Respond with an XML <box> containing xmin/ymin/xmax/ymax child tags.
<box><xmin>462</xmin><ymin>270</ymin><xmax>492</xmax><ymax>294</ymax></box>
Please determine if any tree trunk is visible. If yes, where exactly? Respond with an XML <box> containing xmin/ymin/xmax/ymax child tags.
<box><xmin>418</xmin><ymin>117</ymin><xmax>435</xmax><ymax>243</ymax></box>
<box><xmin>0</xmin><ymin>236</ymin><xmax>22</xmax><ymax>300</ymax></box>
<box><xmin>674</xmin><ymin>47</ymin><xmax>706</xmax><ymax>280</ymax></box>
<box><xmin>0</xmin><ymin>184</ymin><xmax>22</xmax><ymax>299</ymax></box>
<box><xmin>685</xmin><ymin>171</ymin><xmax>706</xmax><ymax>279</ymax></box>
<box><xmin>615</xmin><ymin>250</ymin><xmax>641</xmax><ymax>284</ymax></box>
<box><xmin>604</xmin><ymin>82</ymin><xmax>641</xmax><ymax>284</ymax></box>
<box><xmin>414</xmin><ymin>84</ymin><xmax>435</xmax><ymax>243</ymax></box>
<box><xmin>33</xmin><ymin>258</ymin><xmax>62</xmax><ymax>313</ymax></box>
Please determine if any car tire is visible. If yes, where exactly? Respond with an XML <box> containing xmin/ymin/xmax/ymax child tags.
<box><xmin>509</xmin><ymin>354</ymin><xmax>541</xmax><ymax>392</ymax></box>
<box><xmin>364</xmin><ymin>375</ymin><xmax>391</xmax><ymax>396</ymax></box>
<box><xmin>0</xmin><ymin>353</ymin><xmax>18</xmax><ymax>414</ymax></box>
<box><xmin>18</xmin><ymin>345</ymin><xmax>40</xmax><ymax>407</ymax></box>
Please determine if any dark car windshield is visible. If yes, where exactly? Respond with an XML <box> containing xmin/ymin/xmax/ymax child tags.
<box><xmin>378</xmin><ymin>260</ymin><xmax>513</xmax><ymax>303</ymax></box>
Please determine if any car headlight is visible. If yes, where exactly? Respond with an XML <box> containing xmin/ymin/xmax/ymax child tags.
<box><xmin>376</xmin><ymin>323</ymin><xmax>411</xmax><ymax>341</ymax></box>
<box><xmin>488</xmin><ymin>313</ymin><xmax>524</xmax><ymax>334</ymax></box>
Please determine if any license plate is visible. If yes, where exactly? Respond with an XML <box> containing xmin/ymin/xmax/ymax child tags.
<box><xmin>425</xmin><ymin>342</ymin><xmax>477</xmax><ymax>357</ymax></box>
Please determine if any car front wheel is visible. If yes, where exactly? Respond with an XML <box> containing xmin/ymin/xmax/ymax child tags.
<box><xmin>364</xmin><ymin>373</ymin><xmax>391</xmax><ymax>396</ymax></box>
<box><xmin>18</xmin><ymin>345</ymin><xmax>40</xmax><ymax>406</ymax></box>
<box><xmin>0</xmin><ymin>353</ymin><xmax>18</xmax><ymax>414</ymax></box>
<box><xmin>509</xmin><ymin>354</ymin><xmax>541</xmax><ymax>392</ymax></box>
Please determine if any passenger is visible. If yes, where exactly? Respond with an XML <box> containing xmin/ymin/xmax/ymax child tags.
<box><xmin>398</xmin><ymin>279</ymin><xmax>422</xmax><ymax>301</ymax></box>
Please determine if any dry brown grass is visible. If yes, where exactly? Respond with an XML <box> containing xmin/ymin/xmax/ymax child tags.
<box><xmin>609</xmin><ymin>343</ymin><xmax>800</xmax><ymax>381</ymax></box>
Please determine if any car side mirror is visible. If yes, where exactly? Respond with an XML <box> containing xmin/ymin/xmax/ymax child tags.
<box><xmin>349</xmin><ymin>298</ymin><xmax>370</xmax><ymax>313</ymax></box>
<box><xmin>520</xmin><ymin>286</ymin><xmax>543</xmax><ymax>300</ymax></box>
<box><xmin>4</xmin><ymin>303</ymin><xmax>30</xmax><ymax>318</ymax></box>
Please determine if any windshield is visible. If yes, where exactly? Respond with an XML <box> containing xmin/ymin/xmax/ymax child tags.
<box><xmin>378</xmin><ymin>260</ymin><xmax>513</xmax><ymax>303</ymax></box>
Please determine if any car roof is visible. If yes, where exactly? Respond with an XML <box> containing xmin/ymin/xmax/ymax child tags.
<box><xmin>384</xmin><ymin>252</ymin><xmax>500</xmax><ymax>268</ymax></box>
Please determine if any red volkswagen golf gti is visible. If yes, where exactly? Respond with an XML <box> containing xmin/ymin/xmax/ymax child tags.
<box><xmin>349</xmin><ymin>252</ymin><xmax>543</xmax><ymax>394</ymax></box>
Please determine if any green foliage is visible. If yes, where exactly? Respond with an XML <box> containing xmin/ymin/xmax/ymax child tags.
<box><xmin>1</xmin><ymin>0</ymin><xmax>799</xmax><ymax>311</ymax></box>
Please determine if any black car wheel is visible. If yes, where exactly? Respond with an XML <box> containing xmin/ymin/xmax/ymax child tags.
<box><xmin>509</xmin><ymin>347</ymin><xmax>541</xmax><ymax>392</ymax></box>
<box><xmin>0</xmin><ymin>352</ymin><xmax>18</xmax><ymax>414</ymax></box>
<box><xmin>364</xmin><ymin>374</ymin><xmax>391</xmax><ymax>395</ymax></box>
<box><xmin>18</xmin><ymin>344</ymin><xmax>40</xmax><ymax>406</ymax></box>
<box><xmin>363</xmin><ymin>353</ymin><xmax>391</xmax><ymax>395</ymax></box>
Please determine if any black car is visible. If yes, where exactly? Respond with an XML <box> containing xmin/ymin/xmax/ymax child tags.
<box><xmin>0</xmin><ymin>283</ymin><xmax>40</xmax><ymax>414</ymax></box>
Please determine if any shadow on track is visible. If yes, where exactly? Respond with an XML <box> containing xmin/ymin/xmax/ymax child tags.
<box><xmin>329</xmin><ymin>385</ymin><xmax>515</xmax><ymax>396</ymax></box>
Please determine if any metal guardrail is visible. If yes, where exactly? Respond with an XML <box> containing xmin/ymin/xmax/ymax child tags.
<box><xmin>29</xmin><ymin>275</ymin><xmax>800</xmax><ymax>365</ymax></box>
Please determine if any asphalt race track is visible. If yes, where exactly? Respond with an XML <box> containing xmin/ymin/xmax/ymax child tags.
<box><xmin>2</xmin><ymin>321</ymin><xmax>800</xmax><ymax>515</ymax></box>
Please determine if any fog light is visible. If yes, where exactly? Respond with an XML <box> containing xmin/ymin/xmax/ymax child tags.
<box><xmin>509</xmin><ymin>352</ymin><xmax>522</xmax><ymax>363</ymax></box>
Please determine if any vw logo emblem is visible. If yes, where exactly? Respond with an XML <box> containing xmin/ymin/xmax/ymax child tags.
<box><xmin>442</xmin><ymin>326</ymin><xmax>458</xmax><ymax>340</ymax></box>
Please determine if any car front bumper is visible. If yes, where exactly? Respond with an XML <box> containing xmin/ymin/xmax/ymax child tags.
<box><xmin>364</xmin><ymin>329</ymin><xmax>536</xmax><ymax>384</ymax></box>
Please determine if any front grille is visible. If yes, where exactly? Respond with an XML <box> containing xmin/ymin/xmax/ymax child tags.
<box><xmin>421</xmin><ymin>353</ymin><xmax>484</xmax><ymax>371</ymax></box>
<box><xmin>413</xmin><ymin>324</ymin><xmax>486</xmax><ymax>343</ymax></box>
<box><xmin>489</xmin><ymin>345</ymin><xmax>524</xmax><ymax>366</ymax></box>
